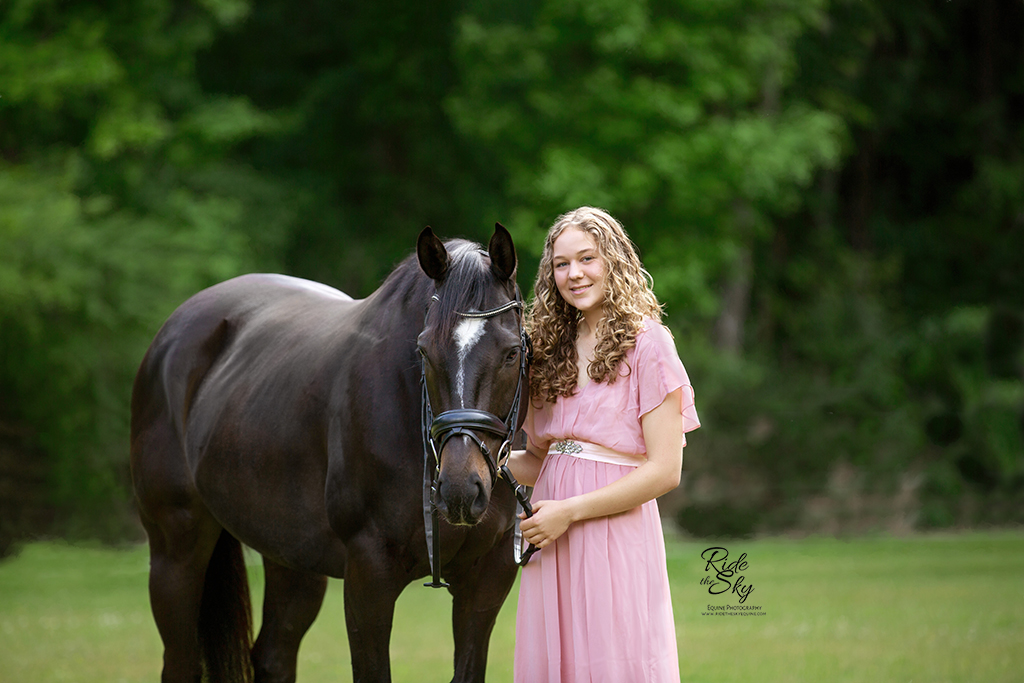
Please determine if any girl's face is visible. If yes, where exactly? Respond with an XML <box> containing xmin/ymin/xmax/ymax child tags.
<box><xmin>551</xmin><ymin>227</ymin><xmax>607</xmax><ymax>322</ymax></box>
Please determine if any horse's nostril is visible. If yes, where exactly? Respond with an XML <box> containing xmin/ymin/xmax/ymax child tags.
<box><xmin>438</xmin><ymin>471</ymin><xmax>490</xmax><ymax>525</ymax></box>
<box><xmin>469</xmin><ymin>475</ymin><xmax>489</xmax><ymax>519</ymax></box>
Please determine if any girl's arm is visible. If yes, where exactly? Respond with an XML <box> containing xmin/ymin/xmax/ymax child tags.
<box><xmin>502</xmin><ymin>403</ymin><xmax>549</xmax><ymax>487</ymax></box>
<box><xmin>519</xmin><ymin>388</ymin><xmax>684</xmax><ymax>549</ymax></box>
<box><xmin>504</xmin><ymin>446</ymin><xmax>546</xmax><ymax>487</ymax></box>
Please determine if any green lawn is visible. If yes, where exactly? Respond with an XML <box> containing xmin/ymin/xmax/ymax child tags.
<box><xmin>1</xmin><ymin>530</ymin><xmax>1022</xmax><ymax>682</ymax></box>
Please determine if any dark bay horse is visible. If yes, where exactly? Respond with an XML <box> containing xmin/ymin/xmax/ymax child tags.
<box><xmin>130</xmin><ymin>225</ymin><xmax>525</xmax><ymax>683</ymax></box>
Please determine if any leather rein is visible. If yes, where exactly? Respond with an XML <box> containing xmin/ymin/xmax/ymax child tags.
<box><xmin>421</xmin><ymin>287</ymin><xmax>539</xmax><ymax>589</ymax></box>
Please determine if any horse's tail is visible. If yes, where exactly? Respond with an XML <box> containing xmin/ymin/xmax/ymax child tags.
<box><xmin>199</xmin><ymin>531</ymin><xmax>254</xmax><ymax>683</ymax></box>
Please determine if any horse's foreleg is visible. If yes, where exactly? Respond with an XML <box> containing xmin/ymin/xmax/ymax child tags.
<box><xmin>342</xmin><ymin>540</ymin><xmax>406</xmax><ymax>683</ymax></box>
<box><xmin>447</xmin><ymin>534</ymin><xmax>519</xmax><ymax>683</ymax></box>
<box><xmin>252</xmin><ymin>558</ymin><xmax>328</xmax><ymax>683</ymax></box>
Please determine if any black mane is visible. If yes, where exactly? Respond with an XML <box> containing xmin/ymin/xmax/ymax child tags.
<box><xmin>376</xmin><ymin>238</ymin><xmax>512</xmax><ymax>335</ymax></box>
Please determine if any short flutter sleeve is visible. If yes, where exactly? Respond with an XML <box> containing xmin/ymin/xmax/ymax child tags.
<box><xmin>632</xmin><ymin>320</ymin><xmax>701</xmax><ymax>445</ymax></box>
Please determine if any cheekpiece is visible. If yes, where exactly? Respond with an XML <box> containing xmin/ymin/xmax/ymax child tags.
<box><xmin>551</xmin><ymin>439</ymin><xmax>583</xmax><ymax>455</ymax></box>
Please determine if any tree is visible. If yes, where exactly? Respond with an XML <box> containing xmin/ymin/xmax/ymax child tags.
<box><xmin>0</xmin><ymin>0</ymin><xmax>292</xmax><ymax>543</ymax></box>
<box><xmin>196</xmin><ymin>0</ymin><xmax>509</xmax><ymax>294</ymax></box>
<box><xmin>449</xmin><ymin>0</ymin><xmax>843</xmax><ymax>329</ymax></box>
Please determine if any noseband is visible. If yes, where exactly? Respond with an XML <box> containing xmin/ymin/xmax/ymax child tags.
<box><xmin>421</xmin><ymin>287</ymin><xmax>537</xmax><ymax>588</ymax></box>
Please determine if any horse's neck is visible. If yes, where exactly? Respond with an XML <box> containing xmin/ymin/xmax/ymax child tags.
<box><xmin>358</xmin><ymin>270</ymin><xmax>433</xmax><ymax>339</ymax></box>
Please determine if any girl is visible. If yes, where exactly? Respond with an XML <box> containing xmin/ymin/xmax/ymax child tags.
<box><xmin>507</xmin><ymin>207</ymin><xmax>700</xmax><ymax>682</ymax></box>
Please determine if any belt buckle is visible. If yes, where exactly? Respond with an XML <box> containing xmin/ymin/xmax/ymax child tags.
<box><xmin>552</xmin><ymin>439</ymin><xmax>582</xmax><ymax>455</ymax></box>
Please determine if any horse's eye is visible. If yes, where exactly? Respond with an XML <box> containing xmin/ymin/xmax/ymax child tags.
<box><xmin>505</xmin><ymin>348</ymin><xmax>519</xmax><ymax>364</ymax></box>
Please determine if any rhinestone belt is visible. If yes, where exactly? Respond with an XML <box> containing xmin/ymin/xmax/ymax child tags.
<box><xmin>551</xmin><ymin>439</ymin><xmax>583</xmax><ymax>455</ymax></box>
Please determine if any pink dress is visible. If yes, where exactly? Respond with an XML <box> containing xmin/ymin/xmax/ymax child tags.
<box><xmin>514</xmin><ymin>319</ymin><xmax>700</xmax><ymax>683</ymax></box>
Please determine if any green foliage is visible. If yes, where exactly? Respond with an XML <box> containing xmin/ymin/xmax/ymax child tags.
<box><xmin>0</xmin><ymin>0</ymin><xmax>294</xmax><ymax>540</ymax></box>
<box><xmin>677</xmin><ymin>245</ymin><xmax>925</xmax><ymax>536</ymax></box>
<box><xmin>449</xmin><ymin>0</ymin><xmax>845</xmax><ymax>340</ymax></box>
<box><xmin>820</xmin><ymin>0</ymin><xmax>1024</xmax><ymax>525</ymax></box>
<box><xmin>909</xmin><ymin>307</ymin><xmax>1024</xmax><ymax>527</ymax></box>
<box><xmin>675</xmin><ymin>0</ymin><xmax>1024</xmax><ymax>535</ymax></box>
<box><xmin>1</xmin><ymin>0</ymin><xmax>1021</xmax><ymax>541</ymax></box>
<box><xmin>195</xmin><ymin>0</ymin><xmax>509</xmax><ymax>295</ymax></box>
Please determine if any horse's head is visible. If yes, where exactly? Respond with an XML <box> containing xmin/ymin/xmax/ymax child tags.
<box><xmin>417</xmin><ymin>223</ymin><xmax>529</xmax><ymax>526</ymax></box>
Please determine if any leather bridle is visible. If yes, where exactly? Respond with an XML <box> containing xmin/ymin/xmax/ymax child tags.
<box><xmin>420</xmin><ymin>286</ymin><xmax>538</xmax><ymax>588</ymax></box>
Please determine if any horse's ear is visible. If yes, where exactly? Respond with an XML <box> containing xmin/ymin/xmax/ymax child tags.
<box><xmin>418</xmin><ymin>226</ymin><xmax>449</xmax><ymax>281</ymax></box>
<box><xmin>488</xmin><ymin>222</ymin><xmax>517</xmax><ymax>282</ymax></box>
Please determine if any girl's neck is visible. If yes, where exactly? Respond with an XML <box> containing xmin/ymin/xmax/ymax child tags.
<box><xmin>575</xmin><ymin>320</ymin><xmax>600</xmax><ymax>389</ymax></box>
<box><xmin>578</xmin><ymin>311</ymin><xmax>603</xmax><ymax>339</ymax></box>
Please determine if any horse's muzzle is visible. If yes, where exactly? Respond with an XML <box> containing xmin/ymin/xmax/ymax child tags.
<box><xmin>436</xmin><ymin>438</ymin><xmax>493</xmax><ymax>525</ymax></box>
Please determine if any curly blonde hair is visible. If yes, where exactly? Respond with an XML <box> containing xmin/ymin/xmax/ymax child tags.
<box><xmin>528</xmin><ymin>206</ymin><xmax>664</xmax><ymax>403</ymax></box>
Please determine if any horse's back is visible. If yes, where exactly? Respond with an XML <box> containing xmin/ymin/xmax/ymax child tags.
<box><xmin>154</xmin><ymin>273</ymin><xmax>353</xmax><ymax>351</ymax></box>
<box><xmin>134</xmin><ymin>274</ymin><xmax>353</xmax><ymax>421</ymax></box>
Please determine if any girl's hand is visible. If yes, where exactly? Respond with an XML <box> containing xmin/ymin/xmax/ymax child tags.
<box><xmin>519</xmin><ymin>499</ymin><xmax>574</xmax><ymax>548</ymax></box>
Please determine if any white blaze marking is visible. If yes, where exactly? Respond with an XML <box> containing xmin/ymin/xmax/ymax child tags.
<box><xmin>454</xmin><ymin>317</ymin><xmax>486</xmax><ymax>407</ymax></box>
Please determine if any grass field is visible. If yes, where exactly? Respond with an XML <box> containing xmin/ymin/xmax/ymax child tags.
<box><xmin>1</xmin><ymin>529</ymin><xmax>1022</xmax><ymax>682</ymax></box>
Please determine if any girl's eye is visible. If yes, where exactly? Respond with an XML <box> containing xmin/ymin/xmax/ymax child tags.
<box><xmin>554</xmin><ymin>262</ymin><xmax>567</xmax><ymax>268</ymax></box>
